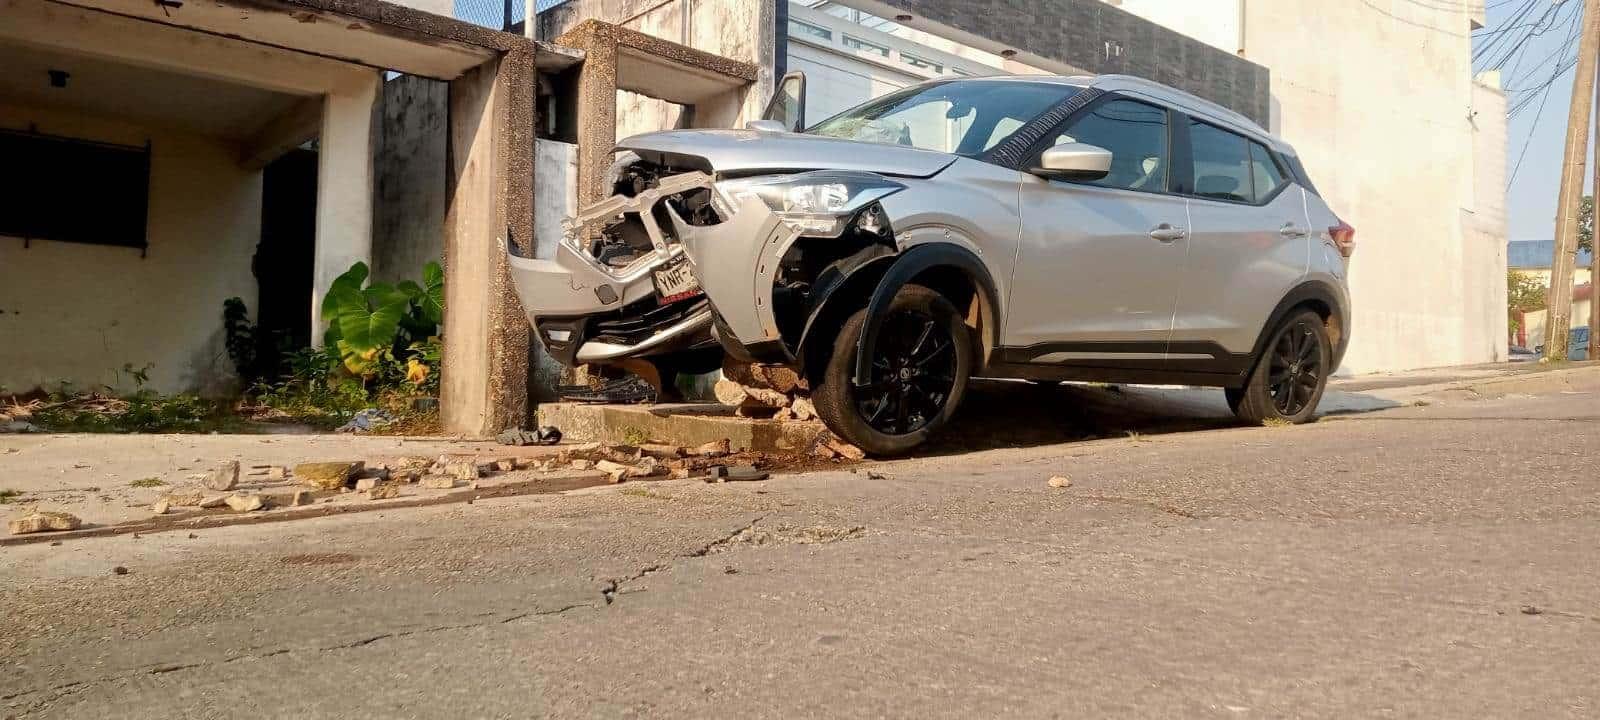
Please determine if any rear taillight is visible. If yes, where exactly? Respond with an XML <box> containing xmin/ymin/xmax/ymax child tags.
<box><xmin>1329</xmin><ymin>220</ymin><xmax>1356</xmax><ymax>258</ymax></box>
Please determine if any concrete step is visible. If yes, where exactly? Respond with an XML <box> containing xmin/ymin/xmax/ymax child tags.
<box><xmin>535</xmin><ymin>402</ymin><xmax>826</xmax><ymax>453</ymax></box>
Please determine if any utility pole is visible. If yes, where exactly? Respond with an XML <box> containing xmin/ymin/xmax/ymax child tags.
<box><xmin>1545</xmin><ymin>0</ymin><xmax>1600</xmax><ymax>360</ymax></box>
<box><xmin>1591</xmin><ymin>37</ymin><xmax>1600</xmax><ymax>357</ymax></box>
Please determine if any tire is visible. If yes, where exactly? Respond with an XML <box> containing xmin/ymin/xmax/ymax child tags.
<box><xmin>1230</xmin><ymin>310</ymin><xmax>1331</xmax><ymax>425</ymax></box>
<box><xmin>812</xmin><ymin>284</ymin><xmax>972</xmax><ymax>457</ymax></box>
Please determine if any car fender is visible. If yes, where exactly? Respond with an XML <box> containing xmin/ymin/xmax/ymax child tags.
<box><xmin>852</xmin><ymin>241</ymin><xmax>1003</xmax><ymax>386</ymax></box>
<box><xmin>1249</xmin><ymin>278</ymin><xmax>1351</xmax><ymax>373</ymax></box>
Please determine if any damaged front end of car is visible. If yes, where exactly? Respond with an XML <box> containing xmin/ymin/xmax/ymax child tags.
<box><xmin>507</xmin><ymin>151</ymin><xmax>907</xmax><ymax>379</ymax></box>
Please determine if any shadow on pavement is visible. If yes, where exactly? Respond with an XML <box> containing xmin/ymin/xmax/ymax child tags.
<box><xmin>919</xmin><ymin>379</ymin><xmax>1405</xmax><ymax>456</ymax></box>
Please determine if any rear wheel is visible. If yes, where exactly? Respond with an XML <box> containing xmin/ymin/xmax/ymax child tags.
<box><xmin>813</xmin><ymin>285</ymin><xmax>972</xmax><ymax>457</ymax></box>
<box><xmin>1230</xmin><ymin>310</ymin><xmax>1330</xmax><ymax>424</ymax></box>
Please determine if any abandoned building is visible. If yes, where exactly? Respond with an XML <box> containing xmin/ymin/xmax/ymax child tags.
<box><xmin>0</xmin><ymin>0</ymin><xmax>1507</xmax><ymax>436</ymax></box>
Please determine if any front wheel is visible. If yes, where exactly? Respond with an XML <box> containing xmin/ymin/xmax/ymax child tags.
<box><xmin>1229</xmin><ymin>310</ymin><xmax>1331</xmax><ymax>424</ymax></box>
<box><xmin>812</xmin><ymin>285</ymin><xmax>972</xmax><ymax>457</ymax></box>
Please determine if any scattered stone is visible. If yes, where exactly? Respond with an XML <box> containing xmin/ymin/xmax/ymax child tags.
<box><xmin>365</xmin><ymin>485</ymin><xmax>401</xmax><ymax>501</ymax></box>
<box><xmin>8</xmin><ymin>511</ymin><xmax>82</xmax><ymax>535</ymax></box>
<box><xmin>866</xmin><ymin>471</ymin><xmax>887</xmax><ymax>481</ymax></box>
<box><xmin>224</xmin><ymin>493</ymin><xmax>266</xmax><ymax>513</ymax></box>
<box><xmin>790</xmin><ymin>397</ymin><xmax>818</xmax><ymax>422</ymax></box>
<box><xmin>151</xmin><ymin>499</ymin><xmax>171</xmax><ymax>515</ymax></box>
<box><xmin>812</xmin><ymin>442</ymin><xmax>840</xmax><ymax>460</ymax></box>
<box><xmin>595</xmin><ymin>460</ymin><xmax>632</xmax><ymax>483</ymax></box>
<box><xmin>640</xmin><ymin>444</ymin><xmax>685</xmax><ymax>460</ymax></box>
<box><xmin>354</xmin><ymin>477</ymin><xmax>379</xmax><ymax>492</ymax></box>
<box><xmin>569</xmin><ymin>459</ymin><xmax>595</xmax><ymax>471</ymax></box>
<box><xmin>162</xmin><ymin>490</ymin><xmax>207</xmax><ymax>507</ymax></box>
<box><xmin>290</xmin><ymin>489</ymin><xmax>313</xmax><ymax>507</ymax></box>
<box><xmin>494</xmin><ymin>458</ymin><xmax>518</xmax><ymax>472</ymax></box>
<box><xmin>823</xmin><ymin>437</ymin><xmax>866</xmax><ymax>461</ymax></box>
<box><xmin>1048</xmin><ymin>475</ymin><xmax>1072</xmax><ymax>489</ymax></box>
<box><xmin>690</xmin><ymin>439</ymin><xmax>732</xmax><ymax>458</ymax></box>
<box><xmin>395</xmin><ymin>456</ymin><xmax>431</xmax><ymax>469</ymax></box>
<box><xmin>203</xmin><ymin>460</ymin><xmax>240</xmax><ymax>491</ymax></box>
<box><xmin>112</xmin><ymin>566</ymin><xmax>129</xmax><ymax>575</ymax></box>
<box><xmin>265</xmin><ymin>466</ymin><xmax>289</xmax><ymax>481</ymax></box>
<box><xmin>199</xmin><ymin>495</ymin><xmax>229</xmax><ymax>509</ymax></box>
<box><xmin>1520</xmin><ymin>605</ymin><xmax>1543</xmax><ymax>616</ymax></box>
<box><xmin>420</xmin><ymin>475</ymin><xmax>458</xmax><ymax>490</ymax></box>
<box><xmin>444</xmin><ymin>461</ymin><xmax>480</xmax><ymax>482</ymax></box>
<box><xmin>398</xmin><ymin>468</ymin><xmax>423</xmax><ymax>483</ymax></box>
<box><xmin>294</xmin><ymin>461</ymin><xmax>363</xmax><ymax>491</ymax></box>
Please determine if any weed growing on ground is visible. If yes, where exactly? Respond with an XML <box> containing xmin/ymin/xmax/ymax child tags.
<box><xmin>620</xmin><ymin>426</ymin><xmax>651</xmax><ymax>445</ymax></box>
<box><xmin>0</xmin><ymin>489</ymin><xmax>21</xmax><ymax>504</ymax></box>
<box><xmin>1261</xmin><ymin>417</ymin><xmax>1294</xmax><ymax>428</ymax></box>
<box><xmin>128</xmin><ymin>477</ymin><xmax>166</xmax><ymax>488</ymax></box>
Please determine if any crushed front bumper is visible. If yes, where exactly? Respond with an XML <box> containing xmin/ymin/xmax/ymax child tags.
<box><xmin>508</xmin><ymin>172</ymin><xmax>800</xmax><ymax>366</ymax></box>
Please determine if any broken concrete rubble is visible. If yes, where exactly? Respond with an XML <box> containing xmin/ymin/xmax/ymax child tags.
<box><xmin>420</xmin><ymin>475</ymin><xmax>458</xmax><ymax>490</ymax></box>
<box><xmin>365</xmin><ymin>485</ymin><xmax>401</xmax><ymax>501</ymax></box>
<box><xmin>354</xmin><ymin>477</ymin><xmax>380</xmax><ymax>492</ymax></box>
<box><xmin>294</xmin><ymin>462</ymin><xmax>364</xmax><ymax>491</ymax></box>
<box><xmin>204</xmin><ymin>461</ymin><xmax>240</xmax><ymax>491</ymax></box>
<box><xmin>225</xmin><ymin>494</ymin><xmax>266</xmax><ymax>513</ymax></box>
<box><xmin>8</xmin><ymin>511</ymin><xmax>82</xmax><ymax>535</ymax></box>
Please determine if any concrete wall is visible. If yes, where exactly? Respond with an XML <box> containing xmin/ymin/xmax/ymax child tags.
<box><xmin>541</xmin><ymin>0</ymin><xmax>778</xmax><ymax>125</ymax></box>
<box><xmin>0</xmin><ymin>102</ymin><xmax>260</xmax><ymax>396</ymax></box>
<box><xmin>373</xmin><ymin>74</ymin><xmax>448</xmax><ymax>285</ymax></box>
<box><xmin>531</xmin><ymin>138</ymin><xmax>578</xmax><ymax>400</ymax></box>
<box><xmin>1236</xmin><ymin>1</ymin><xmax>1505</xmax><ymax>372</ymax></box>
<box><xmin>1091</xmin><ymin>1</ymin><xmax>1508</xmax><ymax>372</ymax></box>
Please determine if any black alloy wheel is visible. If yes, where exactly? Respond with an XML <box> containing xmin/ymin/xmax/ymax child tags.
<box><xmin>854</xmin><ymin>309</ymin><xmax>959</xmax><ymax>435</ymax></box>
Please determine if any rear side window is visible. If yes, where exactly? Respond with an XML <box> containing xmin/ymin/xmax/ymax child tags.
<box><xmin>1188</xmin><ymin>120</ymin><xmax>1252</xmax><ymax>203</ymax></box>
<box><xmin>1048</xmin><ymin>99</ymin><xmax>1169</xmax><ymax>192</ymax></box>
<box><xmin>1248</xmin><ymin>142</ymin><xmax>1287</xmax><ymax>201</ymax></box>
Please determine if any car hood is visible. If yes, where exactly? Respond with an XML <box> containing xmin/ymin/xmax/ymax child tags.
<box><xmin>616</xmin><ymin>129</ymin><xmax>959</xmax><ymax>178</ymax></box>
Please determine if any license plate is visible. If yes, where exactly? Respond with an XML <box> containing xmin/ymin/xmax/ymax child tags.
<box><xmin>652</xmin><ymin>259</ymin><xmax>702</xmax><ymax>303</ymax></box>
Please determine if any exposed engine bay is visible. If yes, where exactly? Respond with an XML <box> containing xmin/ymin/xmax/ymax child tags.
<box><xmin>507</xmin><ymin>150</ymin><xmax>904</xmax><ymax>391</ymax></box>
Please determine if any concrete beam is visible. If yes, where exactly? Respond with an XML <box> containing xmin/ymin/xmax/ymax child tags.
<box><xmin>239</xmin><ymin>97</ymin><xmax>324</xmax><ymax>170</ymax></box>
<box><xmin>441</xmin><ymin>51</ymin><xmax>536</xmax><ymax>437</ymax></box>
<box><xmin>310</xmin><ymin>71</ymin><xmax>382</xmax><ymax>342</ymax></box>
<box><xmin>50</xmin><ymin>0</ymin><xmax>498</xmax><ymax>80</ymax></box>
<box><xmin>2</xmin><ymin>0</ymin><xmax>368</xmax><ymax>96</ymax></box>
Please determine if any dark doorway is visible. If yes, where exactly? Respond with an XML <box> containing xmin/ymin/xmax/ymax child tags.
<box><xmin>253</xmin><ymin>148</ymin><xmax>318</xmax><ymax>364</ymax></box>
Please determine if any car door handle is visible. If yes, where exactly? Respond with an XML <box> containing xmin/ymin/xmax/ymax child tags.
<box><xmin>1279</xmin><ymin>223</ymin><xmax>1308</xmax><ymax>238</ymax></box>
<box><xmin>1149</xmin><ymin>224</ymin><xmax>1187</xmax><ymax>242</ymax></box>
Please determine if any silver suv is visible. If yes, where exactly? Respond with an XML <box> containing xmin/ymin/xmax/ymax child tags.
<box><xmin>510</xmin><ymin>74</ymin><xmax>1354</xmax><ymax>455</ymax></box>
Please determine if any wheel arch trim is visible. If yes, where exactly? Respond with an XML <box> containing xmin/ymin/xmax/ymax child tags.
<box><xmin>853</xmin><ymin>243</ymin><xmax>1003</xmax><ymax>386</ymax></box>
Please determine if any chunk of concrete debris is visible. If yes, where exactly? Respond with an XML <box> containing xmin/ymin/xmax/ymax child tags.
<box><xmin>822</xmin><ymin>437</ymin><xmax>866</xmax><ymax>461</ymax></box>
<box><xmin>397</xmin><ymin>468</ymin><xmax>423</xmax><ymax>483</ymax></box>
<box><xmin>290</xmin><ymin>489</ymin><xmax>313</xmax><ymax>507</ymax></box>
<box><xmin>444</xmin><ymin>461</ymin><xmax>480</xmax><ymax>482</ymax></box>
<box><xmin>640</xmin><ymin>444</ymin><xmax>685</xmax><ymax>460</ymax></box>
<box><xmin>354</xmin><ymin>477</ymin><xmax>379</xmax><ymax>492</ymax></box>
<box><xmin>265</xmin><ymin>466</ymin><xmax>289</xmax><ymax>481</ymax></box>
<box><xmin>203</xmin><ymin>460</ymin><xmax>240</xmax><ymax>491</ymax></box>
<box><xmin>294</xmin><ymin>461</ymin><xmax>363</xmax><ymax>491</ymax></box>
<box><xmin>594</xmin><ymin>460</ymin><xmax>632</xmax><ymax>484</ymax></box>
<box><xmin>199</xmin><ymin>495</ymin><xmax>229</xmax><ymax>509</ymax></box>
<box><xmin>8</xmin><ymin>511</ymin><xmax>82</xmax><ymax>535</ymax></box>
<box><xmin>162</xmin><ymin>490</ymin><xmax>208</xmax><ymax>507</ymax></box>
<box><xmin>569</xmin><ymin>459</ymin><xmax>595</xmax><ymax>471</ymax></box>
<box><xmin>493</xmin><ymin>458</ymin><xmax>518</xmax><ymax>472</ymax></box>
<box><xmin>690</xmin><ymin>438</ymin><xmax>732</xmax><ymax>458</ymax></box>
<box><xmin>1047</xmin><ymin>475</ymin><xmax>1072</xmax><ymax>489</ymax></box>
<box><xmin>420</xmin><ymin>475</ymin><xmax>458</xmax><ymax>490</ymax></box>
<box><xmin>225</xmin><ymin>493</ymin><xmax>266</xmax><ymax>513</ymax></box>
<box><xmin>790</xmin><ymin>397</ymin><xmax>818</xmax><ymax>422</ymax></box>
<box><xmin>151</xmin><ymin>499</ymin><xmax>171</xmax><ymax>515</ymax></box>
<box><xmin>365</xmin><ymin>485</ymin><xmax>400</xmax><ymax>500</ymax></box>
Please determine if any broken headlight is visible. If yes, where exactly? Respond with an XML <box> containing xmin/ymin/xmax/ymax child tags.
<box><xmin>715</xmin><ymin>171</ymin><xmax>905</xmax><ymax>238</ymax></box>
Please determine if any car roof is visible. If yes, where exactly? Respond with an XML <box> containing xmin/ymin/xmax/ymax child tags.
<box><xmin>933</xmin><ymin>74</ymin><xmax>1293</xmax><ymax>154</ymax></box>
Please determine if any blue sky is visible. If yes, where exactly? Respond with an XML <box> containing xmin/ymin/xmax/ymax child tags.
<box><xmin>1488</xmin><ymin>0</ymin><xmax>1594</xmax><ymax>241</ymax></box>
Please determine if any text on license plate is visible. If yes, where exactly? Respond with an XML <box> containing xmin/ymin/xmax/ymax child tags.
<box><xmin>652</xmin><ymin>260</ymin><xmax>702</xmax><ymax>303</ymax></box>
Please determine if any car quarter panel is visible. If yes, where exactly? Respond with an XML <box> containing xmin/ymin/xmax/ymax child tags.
<box><xmin>1172</xmin><ymin>186</ymin><xmax>1312</xmax><ymax>353</ymax></box>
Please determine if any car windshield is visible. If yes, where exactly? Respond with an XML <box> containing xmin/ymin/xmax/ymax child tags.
<box><xmin>806</xmin><ymin>80</ymin><xmax>1079</xmax><ymax>156</ymax></box>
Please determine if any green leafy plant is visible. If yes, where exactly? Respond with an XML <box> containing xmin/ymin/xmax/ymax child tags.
<box><xmin>321</xmin><ymin>261</ymin><xmax>444</xmax><ymax>377</ymax></box>
<box><xmin>129</xmin><ymin>477</ymin><xmax>166</xmax><ymax>488</ymax></box>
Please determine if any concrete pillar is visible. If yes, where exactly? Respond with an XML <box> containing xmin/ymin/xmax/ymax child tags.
<box><xmin>310</xmin><ymin>71</ymin><xmax>382</xmax><ymax>343</ymax></box>
<box><xmin>560</xmin><ymin>26</ymin><xmax>619</xmax><ymax>209</ymax></box>
<box><xmin>441</xmin><ymin>51</ymin><xmax>537</xmax><ymax>437</ymax></box>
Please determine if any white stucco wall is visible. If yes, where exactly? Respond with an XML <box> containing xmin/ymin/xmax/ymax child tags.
<box><xmin>0</xmin><ymin>102</ymin><xmax>261</xmax><ymax>396</ymax></box>
<box><xmin>1106</xmin><ymin>0</ymin><xmax>1508</xmax><ymax>373</ymax></box>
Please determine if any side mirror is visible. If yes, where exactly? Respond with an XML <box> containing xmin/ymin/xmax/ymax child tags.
<box><xmin>759</xmin><ymin>71</ymin><xmax>807</xmax><ymax>132</ymax></box>
<box><xmin>1033</xmin><ymin>142</ymin><xmax>1112</xmax><ymax>181</ymax></box>
<box><xmin>745</xmin><ymin>119</ymin><xmax>789</xmax><ymax>133</ymax></box>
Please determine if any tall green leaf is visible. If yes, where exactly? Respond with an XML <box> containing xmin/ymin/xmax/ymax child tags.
<box><xmin>330</xmin><ymin>284</ymin><xmax>407</xmax><ymax>353</ymax></box>
<box><xmin>421</xmin><ymin>261</ymin><xmax>444</xmax><ymax>326</ymax></box>
<box><xmin>320</xmin><ymin>262</ymin><xmax>370</xmax><ymax>319</ymax></box>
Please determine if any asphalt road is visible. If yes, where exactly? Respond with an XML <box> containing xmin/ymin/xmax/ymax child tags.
<box><xmin>3</xmin><ymin>381</ymin><xmax>1597</xmax><ymax>718</ymax></box>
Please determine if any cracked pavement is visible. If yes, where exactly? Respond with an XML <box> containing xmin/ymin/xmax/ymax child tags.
<box><xmin>3</xmin><ymin>377</ymin><xmax>1598</xmax><ymax>718</ymax></box>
